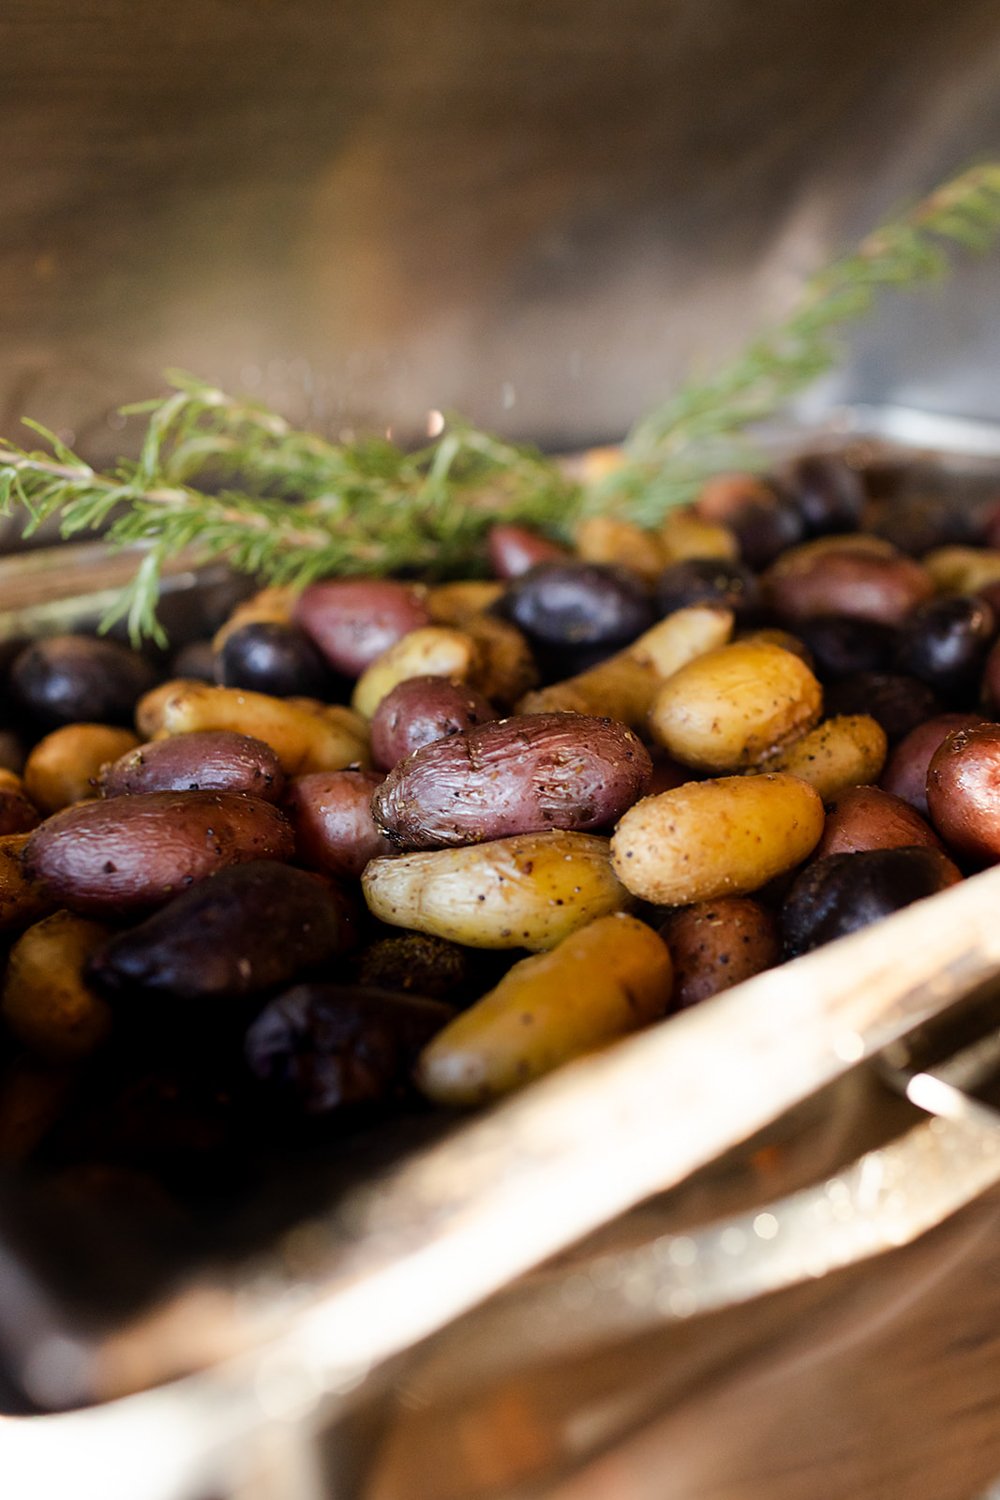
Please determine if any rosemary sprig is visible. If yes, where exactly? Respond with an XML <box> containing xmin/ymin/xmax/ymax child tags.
<box><xmin>593</xmin><ymin>161</ymin><xmax>1000</xmax><ymax>523</ymax></box>
<box><xmin>2</xmin><ymin>162</ymin><xmax>1000</xmax><ymax>643</ymax></box>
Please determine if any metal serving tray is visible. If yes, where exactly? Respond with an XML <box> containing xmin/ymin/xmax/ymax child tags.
<box><xmin>5</xmin><ymin>409</ymin><xmax>1000</xmax><ymax>1499</ymax></box>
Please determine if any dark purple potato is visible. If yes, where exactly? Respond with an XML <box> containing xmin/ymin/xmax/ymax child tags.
<box><xmin>871</xmin><ymin>494</ymin><xmax>983</xmax><ymax>556</ymax></box>
<box><xmin>785</xmin><ymin>454</ymin><xmax>864</xmax><ymax>535</ymax></box>
<box><xmin>825</xmin><ymin>672</ymin><xmax>943</xmax><ymax>744</ymax></box>
<box><xmin>979</xmin><ymin>636</ymin><xmax>1000</xmax><ymax>715</ymax></box>
<box><xmin>893</xmin><ymin>595</ymin><xmax>995</xmax><ymax>701</ymax></box>
<box><xmin>370</xmin><ymin>676</ymin><xmax>498</xmax><ymax>771</ymax></box>
<box><xmin>793</xmin><ymin>615</ymin><xmax>898</xmax><ymax>681</ymax></box>
<box><xmin>880</xmin><ymin>714</ymin><xmax>986</xmax><ymax>817</ymax></box>
<box><xmin>498</xmin><ymin>563</ymin><xmax>653</xmax><ymax>649</ymax></box>
<box><xmin>654</xmin><ymin>559</ymin><xmax>761</xmax><ymax>625</ymax></box>
<box><xmin>216</xmin><ymin>621</ymin><xmax>335</xmax><ymax>698</ymax></box>
<box><xmin>487</xmin><ymin>524</ymin><xmax>568</xmax><ymax>579</ymax></box>
<box><xmin>169</xmin><ymin>639</ymin><xmax>216</xmax><ymax>683</ymax></box>
<box><xmin>244</xmin><ymin>983</ymin><xmax>453</xmax><ymax>1119</ymax></box>
<box><xmin>781</xmin><ymin>847</ymin><xmax>961</xmax><ymax>957</ymax></box>
<box><xmin>101</xmin><ymin>730</ymin><xmax>285</xmax><ymax>801</ymax></box>
<box><xmin>695</xmin><ymin>474</ymin><xmax>804</xmax><ymax>570</ymax></box>
<box><xmin>10</xmin><ymin>635</ymin><xmax>157</xmax><ymax>730</ymax></box>
<box><xmin>86</xmin><ymin>861</ymin><xmax>355</xmax><ymax>1003</ymax></box>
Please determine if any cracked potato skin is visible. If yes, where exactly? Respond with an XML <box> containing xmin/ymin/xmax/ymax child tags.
<box><xmin>373</xmin><ymin>712</ymin><xmax>651</xmax><ymax>849</ymax></box>
<box><xmin>611</xmin><ymin>773</ymin><xmax>825</xmax><ymax>905</ymax></box>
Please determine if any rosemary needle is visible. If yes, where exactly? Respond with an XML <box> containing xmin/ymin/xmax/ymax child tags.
<box><xmin>2</xmin><ymin>162</ymin><xmax>1000</xmax><ymax>644</ymax></box>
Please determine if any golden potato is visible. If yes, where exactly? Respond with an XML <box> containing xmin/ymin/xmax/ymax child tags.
<box><xmin>519</xmin><ymin>605</ymin><xmax>734</xmax><ymax>723</ymax></box>
<box><xmin>659</xmin><ymin>505</ymin><xmax>738</xmax><ymax>563</ymax></box>
<box><xmin>362</xmin><ymin>830</ymin><xmax>630</xmax><ymax>950</ymax></box>
<box><xmin>758</xmin><ymin>714</ymin><xmax>887</xmax><ymax>802</ymax></box>
<box><xmin>425</xmin><ymin>580</ymin><xmax>505</xmax><ymax>625</ymax></box>
<box><xmin>158</xmin><ymin>683</ymin><xmax>369</xmax><ymax>774</ymax></box>
<box><xmin>2</xmin><ymin>910</ymin><xmax>113</xmax><ymax>1062</ymax></box>
<box><xmin>573</xmin><ymin>515</ymin><xmax>667</xmax><ymax>582</ymax></box>
<box><xmin>611</xmin><ymin>773</ymin><xmax>825</xmax><ymax>904</ymax></box>
<box><xmin>352</xmin><ymin>627</ymin><xmax>479</xmax><ymax>719</ymax></box>
<box><xmin>416</xmin><ymin>913</ymin><xmax>672</xmax><ymax>1105</ymax></box>
<box><xmin>0</xmin><ymin>833</ymin><xmax>56</xmax><ymax>932</ymax></box>
<box><xmin>649</xmin><ymin>640</ymin><xmax>822</xmax><ymax>771</ymax></box>
<box><xmin>923</xmin><ymin>546</ymin><xmax>1000</xmax><ymax>594</ymax></box>
<box><xmin>24</xmin><ymin>723</ymin><xmax>141</xmax><ymax>814</ymax></box>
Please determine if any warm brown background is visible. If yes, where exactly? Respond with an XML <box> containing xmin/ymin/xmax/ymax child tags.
<box><xmin>2</xmin><ymin>0</ymin><xmax>1000</xmax><ymax>458</ymax></box>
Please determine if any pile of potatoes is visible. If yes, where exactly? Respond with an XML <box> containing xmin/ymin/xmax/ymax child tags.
<box><xmin>3</xmin><ymin>451</ymin><xmax>1000</xmax><ymax>1202</ymax></box>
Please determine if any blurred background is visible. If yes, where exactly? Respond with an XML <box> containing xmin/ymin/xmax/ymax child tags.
<box><xmin>3</xmin><ymin>0</ymin><xmax>1000</xmax><ymax>461</ymax></box>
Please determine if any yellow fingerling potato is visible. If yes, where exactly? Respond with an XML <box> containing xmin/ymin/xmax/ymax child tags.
<box><xmin>135</xmin><ymin>678</ymin><xmax>203</xmax><ymax>739</ymax></box>
<box><xmin>159</xmin><ymin>683</ymin><xmax>369</xmax><ymax>774</ymax></box>
<box><xmin>649</xmin><ymin>640</ymin><xmax>822</xmax><ymax>772</ymax></box>
<box><xmin>573</xmin><ymin>515</ymin><xmax>667</xmax><ymax>583</ymax></box>
<box><xmin>758</xmin><ymin>714</ymin><xmax>887</xmax><ymax>802</ymax></box>
<box><xmin>2</xmin><ymin>910</ymin><xmax>113</xmax><ymax>1062</ymax></box>
<box><xmin>0</xmin><ymin>834</ymin><xmax>56</xmax><ymax>932</ymax></box>
<box><xmin>362</xmin><ymin>831</ymin><xmax>630</xmax><ymax>950</ymax></box>
<box><xmin>659</xmin><ymin>505</ymin><xmax>738</xmax><ymax>563</ymax></box>
<box><xmin>24</xmin><ymin>724</ymin><xmax>140</xmax><ymax>814</ymax></box>
<box><xmin>519</xmin><ymin>605</ymin><xmax>734</xmax><ymax>724</ymax></box>
<box><xmin>426</xmin><ymin>580</ymin><xmax>505</xmax><ymax>625</ymax></box>
<box><xmin>416</xmin><ymin>912</ymin><xmax>672</xmax><ymax>1105</ymax></box>
<box><xmin>463</xmin><ymin>613</ymin><xmax>538</xmax><ymax>706</ymax></box>
<box><xmin>352</xmin><ymin>627</ymin><xmax>479</xmax><ymax>719</ymax></box>
<box><xmin>611</xmin><ymin>773</ymin><xmax>825</xmax><ymax>905</ymax></box>
<box><xmin>923</xmin><ymin>546</ymin><xmax>1000</xmax><ymax>594</ymax></box>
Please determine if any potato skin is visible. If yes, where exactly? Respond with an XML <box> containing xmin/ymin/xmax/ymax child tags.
<box><xmin>815</xmin><ymin>785</ymin><xmax>942</xmax><ymax>859</ymax></box>
<box><xmin>24</xmin><ymin>791</ymin><xmax>294</xmax><ymax>915</ymax></box>
<box><xmin>611</xmin><ymin>773</ymin><xmax>825</xmax><ymax>905</ymax></box>
<box><xmin>519</xmin><ymin>605</ymin><xmax>733</xmax><ymax>723</ymax></box>
<box><xmin>880</xmin><ymin>713</ymin><xmax>985</xmax><ymax>817</ymax></box>
<box><xmin>293</xmin><ymin>578</ymin><xmax>431</xmax><ymax>676</ymax></box>
<box><xmin>781</xmin><ymin>847</ymin><xmax>961</xmax><ymax>957</ymax></box>
<box><xmin>0</xmin><ymin>769</ymin><xmax>41</xmax><ymax>835</ymax></box>
<box><xmin>649</xmin><ymin>641</ymin><xmax>822</xmax><ymax>772</ymax></box>
<box><xmin>86</xmin><ymin>861</ymin><xmax>355</xmax><ymax>1002</ymax></box>
<box><xmin>759</xmin><ymin>714</ymin><xmax>887</xmax><ymax>802</ymax></box>
<box><xmin>363</xmin><ymin>830</ymin><xmax>630</xmax><ymax>950</ymax></box>
<box><xmin>0</xmin><ymin>834</ymin><xmax>56</xmax><ymax>932</ymax></box>
<box><xmin>370</xmin><ymin>676</ymin><xmax>498</xmax><ymax>771</ymax></box>
<box><xmin>102</xmin><ymin>730</ymin><xmax>285</xmax><ymax>802</ymax></box>
<box><xmin>373</xmin><ymin>713</ymin><xmax>652</xmax><ymax>849</ymax></box>
<box><xmin>158</xmin><ymin>683</ymin><xmax>369</xmax><ymax>775</ymax></box>
<box><xmin>286</xmin><ymin>769</ymin><xmax>389</xmax><ymax>878</ymax></box>
<box><xmin>764</xmin><ymin>547</ymin><xmax>933</xmax><ymax>625</ymax></box>
<box><xmin>352</xmin><ymin>627</ymin><xmax>479</xmax><ymax>720</ymax></box>
<box><xmin>25</xmin><ymin>724</ymin><xmax>140</xmax><ymax>814</ymax></box>
<box><xmin>416</xmin><ymin>913</ymin><xmax>672</xmax><ymax>1105</ymax></box>
<box><xmin>927</xmin><ymin>722</ymin><xmax>1000</xmax><ymax>862</ymax></box>
<box><xmin>2</xmin><ymin>911</ymin><xmax>113</xmax><ymax>1061</ymax></box>
<box><xmin>659</xmin><ymin>897</ymin><xmax>780</xmax><ymax>1010</ymax></box>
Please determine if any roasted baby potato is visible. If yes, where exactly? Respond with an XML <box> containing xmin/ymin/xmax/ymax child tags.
<box><xmin>24</xmin><ymin>724</ymin><xmax>141</xmax><ymax>814</ymax></box>
<box><xmin>757</xmin><ymin>714</ymin><xmax>887</xmax><ymax>802</ymax></box>
<box><xmin>3</xmin><ymin>910</ymin><xmax>113</xmax><ymax>1061</ymax></box>
<box><xmin>658</xmin><ymin>897</ymin><xmax>780</xmax><ymax>1010</ymax></box>
<box><xmin>416</xmin><ymin>912</ymin><xmax>672</xmax><ymax>1105</ymax></box>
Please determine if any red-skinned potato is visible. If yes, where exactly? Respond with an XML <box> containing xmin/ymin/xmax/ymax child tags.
<box><xmin>24</xmin><ymin>792</ymin><xmax>294</xmax><ymax>915</ymax></box>
<box><xmin>659</xmin><ymin>897</ymin><xmax>779</xmax><ymax>1011</ymax></box>
<box><xmin>927</xmin><ymin>722</ymin><xmax>1000</xmax><ymax>863</ymax></box>
<box><xmin>815</xmin><ymin>784</ymin><xmax>942</xmax><ymax>859</ymax></box>
<box><xmin>487</xmin><ymin>524</ymin><xmax>568</xmax><ymax>578</ymax></box>
<box><xmin>293</xmin><ymin>579</ymin><xmax>430</xmax><ymax>677</ymax></box>
<box><xmin>286</xmin><ymin>769</ymin><xmax>389</xmax><ymax>878</ymax></box>
<box><xmin>880</xmin><ymin>713</ymin><xmax>986</xmax><ymax>817</ymax></box>
<box><xmin>370</xmin><ymin>676</ymin><xmax>498</xmax><ymax>772</ymax></box>
<box><xmin>101</xmin><ymin>730</ymin><xmax>286</xmax><ymax>802</ymax></box>
<box><xmin>764</xmin><ymin>546</ymin><xmax>933</xmax><ymax>625</ymax></box>
<box><xmin>373</xmin><ymin>713</ymin><xmax>651</xmax><ymax>849</ymax></box>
